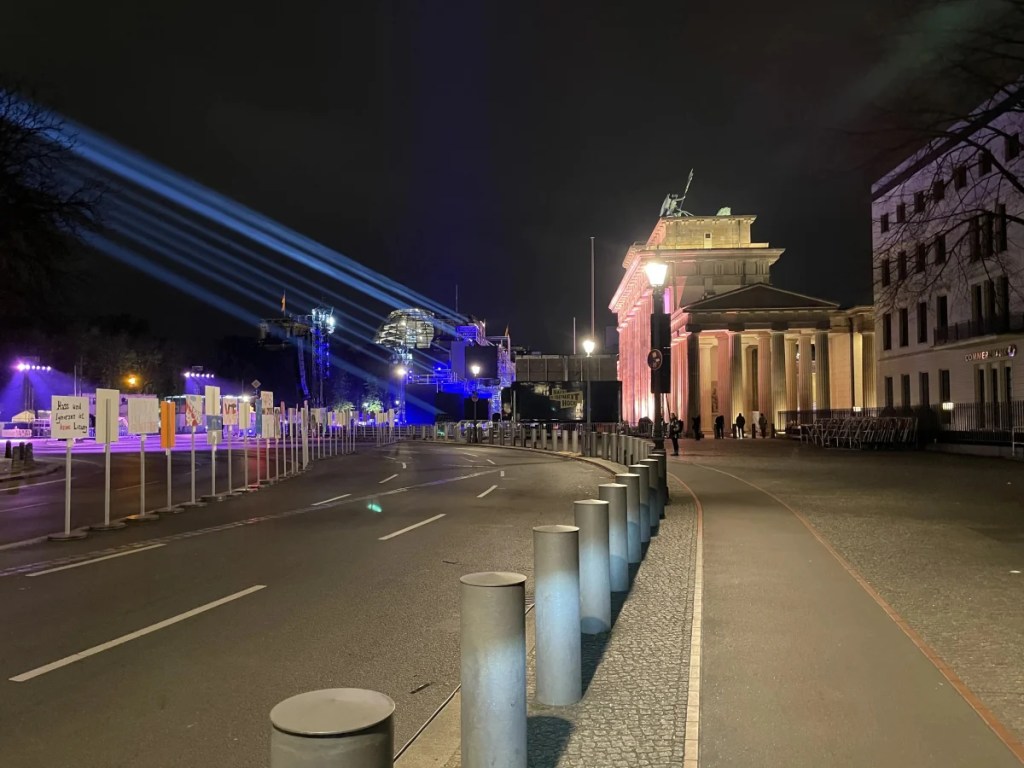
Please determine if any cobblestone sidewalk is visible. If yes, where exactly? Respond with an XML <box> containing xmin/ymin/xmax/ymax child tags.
<box><xmin>444</xmin><ymin>496</ymin><xmax>698</xmax><ymax>768</ymax></box>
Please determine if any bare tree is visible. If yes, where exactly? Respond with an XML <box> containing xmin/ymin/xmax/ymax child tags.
<box><xmin>0</xmin><ymin>82</ymin><xmax>102</xmax><ymax>324</ymax></box>
<box><xmin>863</xmin><ymin>1</ymin><xmax>1024</xmax><ymax>317</ymax></box>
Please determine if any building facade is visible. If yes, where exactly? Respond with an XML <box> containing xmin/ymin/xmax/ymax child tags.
<box><xmin>871</xmin><ymin>87</ymin><xmax>1024</xmax><ymax>421</ymax></box>
<box><xmin>610</xmin><ymin>212</ymin><xmax>875</xmax><ymax>432</ymax></box>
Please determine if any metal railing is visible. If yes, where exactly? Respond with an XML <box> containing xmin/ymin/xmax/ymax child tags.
<box><xmin>933</xmin><ymin>313</ymin><xmax>1024</xmax><ymax>345</ymax></box>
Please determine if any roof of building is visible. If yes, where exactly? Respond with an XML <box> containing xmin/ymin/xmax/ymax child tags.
<box><xmin>683</xmin><ymin>284</ymin><xmax>840</xmax><ymax>312</ymax></box>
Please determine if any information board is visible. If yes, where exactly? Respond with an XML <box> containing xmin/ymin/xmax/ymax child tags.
<box><xmin>51</xmin><ymin>396</ymin><xmax>89</xmax><ymax>440</ymax></box>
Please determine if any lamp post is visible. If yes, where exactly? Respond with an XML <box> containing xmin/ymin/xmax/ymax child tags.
<box><xmin>644</xmin><ymin>261</ymin><xmax>669</xmax><ymax>451</ymax></box>
<box><xmin>471</xmin><ymin>363</ymin><xmax>481</xmax><ymax>443</ymax></box>
<box><xmin>582</xmin><ymin>338</ymin><xmax>595</xmax><ymax>432</ymax></box>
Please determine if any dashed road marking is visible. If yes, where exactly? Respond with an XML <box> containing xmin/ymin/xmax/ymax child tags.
<box><xmin>312</xmin><ymin>493</ymin><xmax>351</xmax><ymax>506</ymax></box>
<box><xmin>10</xmin><ymin>585</ymin><xmax>267</xmax><ymax>682</ymax></box>
<box><xmin>477</xmin><ymin>484</ymin><xmax>498</xmax><ymax>498</ymax></box>
<box><xmin>378</xmin><ymin>514</ymin><xmax>446</xmax><ymax>541</ymax></box>
<box><xmin>380</xmin><ymin>474</ymin><xmax>399</xmax><ymax>484</ymax></box>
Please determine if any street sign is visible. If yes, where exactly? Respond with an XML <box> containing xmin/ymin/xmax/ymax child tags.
<box><xmin>251</xmin><ymin>379</ymin><xmax>262</xmax><ymax>390</ymax></box>
<box><xmin>205</xmin><ymin>385</ymin><xmax>221</xmax><ymax>420</ymax></box>
<box><xmin>127</xmin><ymin>396</ymin><xmax>160</xmax><ymax>435</ymax></box>
<box><xmin>206</xmin><ymin>415</ymin><xmax>223</xmax><ymax>445</ymax></box>
<box><xmin>647</xmin><ymin>349</ymin><xmax>663</xmax><ymax>371</ymax></box>
<box><xmin>184</xmin><ymin>395</ymin><xmax>204</xmax><ymax>428</ymax></box>
<box><xmin>239</xmin><ymin>400</ymin><xmax>252</xmax><ymax>432</ymax></box>
<box><xmin>471</xmin><ymin>393</ymin><xmax>479</xmax><ymax>402</ymax></box>
<box><xmin>259</xmin><ymin>391</ymin><xmax>275</xmax><ymax>438</ymax></box>
<box><xmin>51</xmin><ymin>396</ymin><xmax>89</xmax><ymax>440</ymax></box>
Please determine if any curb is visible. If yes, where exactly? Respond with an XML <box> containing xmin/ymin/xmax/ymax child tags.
<box><xmin>437</xmin><ymin>440</ymin><xmax>628</xmax><ymax>477</ymax></box>
<box><xmin>0</xmin><ymin>462</ymin><xmax>63</xmax><ymax>484</ymax></box>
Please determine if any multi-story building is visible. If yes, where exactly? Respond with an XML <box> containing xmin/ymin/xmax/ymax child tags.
<box><xmin>872</xmin><ymin>86</ymin><xmax>1024</xmax><ymax>424</ymax></box>
<box><xmin>610</xmin><ymin>209</ymin><xmax>875</xmax><ymax>432</ymax></box>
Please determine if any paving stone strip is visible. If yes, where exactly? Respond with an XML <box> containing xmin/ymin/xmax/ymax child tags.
<box><xmin>443</xmin><ymin>497</ymin><xmax>698</xmax><ymax>768</ymax></box>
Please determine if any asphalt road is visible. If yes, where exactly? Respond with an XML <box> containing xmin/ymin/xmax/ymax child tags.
<box><xmin>0</xmin><ymin>441</ymin><xmax>612</xmax><ymax>768</ymax></box>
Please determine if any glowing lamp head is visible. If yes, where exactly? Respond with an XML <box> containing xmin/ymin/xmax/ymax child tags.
<box><xmin>582</xmin><ymin>338</ymin><xmax>596</xmax><ymax>356</ymax></box>
<box><xmin>470</xmin><ymin>364</ymin><xmax>481</xmax><ymax>377</ymax></box>
<box><xmin>395</xmin><ymin>366</ymin><xmax>407</xmax><ymax>377</ymax></box>
<box><xmin>644</xmin><ymin>260</ymin><xmax>669</xmax><ymax>289</ymax></box>
<box><xmin>127</xmin><ymin>375</ymin><xmax>138</xmax><ymax>387</ymax></box>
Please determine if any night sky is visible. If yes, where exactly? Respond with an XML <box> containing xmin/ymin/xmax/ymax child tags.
<box><xmin>0</xmin><ymin>1</ymin><xmax>999</xmax><ymax>354</ymax></box>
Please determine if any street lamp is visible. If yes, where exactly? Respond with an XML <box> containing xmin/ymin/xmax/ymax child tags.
<box><xmin>394</xmin><ymin>365</ymin><xmax>407</xmax><ymax>424</ymax></box>
<box><xmin>582</xmin><ymin>338</ymin><xmax>595</xmax><ymax>429</ymax></box>
<box><xmin>126</xmin><ymin>374</ymin><xmax>140</xmax><ymax>391</ymax></box>
<box><xmin>644</xmin><ymin>260</ymin><xmax>669</xmax><ymax>451</ymax></box>
<box><xmin>470</xmin><ymin>364</ymin><xmax>481</xmax><ymax>442</ymax></box>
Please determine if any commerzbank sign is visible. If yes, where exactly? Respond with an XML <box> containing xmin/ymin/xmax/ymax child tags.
<box><xmin>965</xmin><ymin>344</ymin><xmax>1017</xmax><ymax>362</ymax></box>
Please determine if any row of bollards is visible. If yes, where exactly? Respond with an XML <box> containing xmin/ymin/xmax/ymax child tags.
<box><xmin>269</xmin><ymin>446</ymin><xmax>670</xmax><ymax>768</ymax></box>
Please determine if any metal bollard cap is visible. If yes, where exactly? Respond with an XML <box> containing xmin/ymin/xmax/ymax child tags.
<box><xmin>460</xmin><ymin>571</ymin><xmax>527</xmax><ymax>588</ymax></box>
<box><xmin>270</xmin><ymin>688</ymin><xmax>395</xmax><ymax>737</ymax></box>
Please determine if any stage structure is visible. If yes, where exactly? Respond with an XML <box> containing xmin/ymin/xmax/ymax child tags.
<box><xmin>374</xmin><ymin>309</ymin><xmax>514</xmax><ymax>423</ymax></box>
<box><xmin>258</xmin><ymin>304</ymin><xmax>336</xmax><ymax>407</ymax></box>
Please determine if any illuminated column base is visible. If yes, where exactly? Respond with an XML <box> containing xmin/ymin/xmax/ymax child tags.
<box><xmin>460</xmin><ymin>572</ymin><xmax>527</xmax><ymax>768</ymax></box>
<box><xmin>630</xmin><ymin>464</ymin><xmax>651</xmax><ymax>546</ymax></box>
<box><xmin>533</xmin><ymin>525</ymin><xmax>581</xmax><ymax>706</ymax></box>
<box><xmin>575</xmin><ymin>499</ymin><xmax>611</xmax><ymax>634</ymax></box>
<box><xmin>270</xmin><ymin>688</ymin><xmax>394</xmax><ymax>768</ymax></box>
<box><xmin>599</xmin><ymin>483</ymin><xmax>629</xmax><ymax>592</ymax></box>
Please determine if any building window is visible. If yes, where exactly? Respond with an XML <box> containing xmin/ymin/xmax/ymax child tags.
<box><xmin>883</xmin><ymin>312</ymin><xmax>892</xmax><ymax>350</ymax></box>
<box><xmin>897</xmin><ymin>251</ymin><xmax>907</xmax><ymax>280</ymax></box>
<box><xmin>1006</xmin><ymin>133</ymin><xmax>1020</xmax><ymax>160</ymax></box>
<box><xmin>915</xmin><ymin>242</ymin><xmax>926</xmax><ymax>273</ymax></box>
<box><xmin>983</xmin><ymin>212</ymin><xmax>995</xmax><ymax>257</ymax></box>
<box><xmin>933</xmin><ymin>179</ymin><xmax>945</xmax><ymax>200</ymax></box>
<box><xmin>979</xmin><ymin>150</ymin><xmax>994</xmax><ymax>175</ymax></box>
<box><xmin>884</xmin><ymin>376</ymin><xmax>894</xmax><ymax>408</ymax></box>
<box><xmin>917</xmin><ymin>301</ymin><xmax>928</xmax><ymax>343</ymax></box>
<box><xmin>896</xmin><ymin>203</ymin><xmax>906</xmax><ymax>223</ymax></box>
<box><xmin>954</xmin><ymin>165</ymin><xmax>968</xmax><ymax>190</ymax></box>
<box><xmin>881</xmin><ymin>258</ymin><xmax>891</xmax><ymax>287</ymax></box>
<box><xmin>880</xmin><ymin>212</ymin><xmax>889</xmax><ymax>233</ymax></box>
<box><xmin>936</xmin><ymin>295</ymin><xmax>948</xmax><ymax>329</ymax></box>
<box><xmin>969</xmin><ymin>216</ymin><xmax>981</xmax><ymax>261</ymax></box>
<box><xmin>939</xmin><ymin>369</ymin><xmax>951</xmax><ymax>402</ymax></box>
<box><xmin>996</xmin><ymin>203</ymin><xmax>1008</xmax><ymax>251</ymax></box>
<box><xmin>919</xmin><ymin>372</ymin><xmax>930</xmax><ymax>407</ymax></box>
<box><xmin>914</xmin><ymin>191</ymin><xmax>925</xmax><ymax>213</ymax></box>
<box><xmin>901</xmin><ymin>374</ymin><xmax>911</xmax><ymax>408</ymax></box>
<box><xmin>934</xmin><ymin>233</ymin><xmax>946</xmax><ymax>264</ymax></box>
<box><xmin>899</xmin><ymin>308</ymin><xmax>909</xmax><ymax>347</ymax></box>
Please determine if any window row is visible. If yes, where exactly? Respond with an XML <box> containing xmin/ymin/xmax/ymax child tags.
<box><xmin>879</xmin><ymin>137</ymin><xmax>1018</xmax><ymax>233</ymax></box>
<box><xmin>878</xmin><ymin>205</ymin><xmax>1008</xmax><ymax>288</ymax></box>
<box><xmin>883</xmin><ymin>369</ymin><xmax>951</xmax><ymax>409</ymax></box>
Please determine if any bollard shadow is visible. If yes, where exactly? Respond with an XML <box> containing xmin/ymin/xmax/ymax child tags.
<box><xmin>528</xmin><ymin>715</ymin><xmax>574</xmax><ymax>768</ymax></box>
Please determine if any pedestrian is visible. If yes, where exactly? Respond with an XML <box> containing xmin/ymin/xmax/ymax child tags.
<box><xmin>669</xmin><ymin>412</ymin><xmax>682</xmax><ymax>455</ymax></box>
<box><xmin>714</xmin><ymin>414</ymin><xmax>725</xmax><ymax>439</ymax></box>
<box><xmin>735</xmin><ymin>412</ymin><xmax>746</xmax><ymax>439</ymax></box>
<box><xmin>758</xmin><ymin>412</ymin><xmax>768</xmax><ymax>438</ymax></box>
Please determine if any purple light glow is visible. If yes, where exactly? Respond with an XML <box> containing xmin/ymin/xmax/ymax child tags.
<box><xmin>13</xmin><ymin>362</ymin><xmax>52</xmax><ymax>372</ymax></box>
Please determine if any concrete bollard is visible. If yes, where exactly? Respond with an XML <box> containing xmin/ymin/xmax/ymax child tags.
<box><xmin>630</xmin><ymin>463</ymin><xmax>651</xmax><ymax>546</ymax></box>
<box><xmin>598</xmin><ymin>483</ymin><xmax>629</xmax><ymax>592</ymax></box>
<box><xmin>532</xmin><ymin>426</ymin><xmax>538</xmax><ymax>450</ymax></box>
<box><xmin>562</xmin><ymin>427</ymin><xmax>569</xmax><ymax>453</ymax></box>
<box><xmin>461</xmin><ymin>572</ymin><xmax>528</xmax><ymax>768</ymax></box>
<box><xmin>571</xmin><ymin>429</ymin><xmax>578</xmax><ymax>454</ymax></box>
<box><xmin>641</xmin><ymin>458</ymin><xmax>661</xmax><ymax>536</ymax></box>
<box><xmin>533</xmin><ymin>525</ymin><xmax>582</xmax><ymax>706</ymax></box>
<box><xmin>617</xmin><ymin>473</ymin><xmax>642</xmax><ymax>565</ymax></box>
<box><xmin>270</xmin><ymin>688</ymin><xmax>395</xmax><ymax>768</ymax></box>
<box><xmin>574</xmin><ymin>499</ymin><xmax>611</xmax><ymax>634</ymax></box>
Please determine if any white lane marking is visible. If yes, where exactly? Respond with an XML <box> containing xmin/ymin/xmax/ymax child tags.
<box><xmin>27</xmin><ymin>544</ymin><xmax>166</xmax><ymax>577</ymax></box>
<box><xmin>380</xmin><ymin>474</ymin><xmax>399</xmax><ymax>484</ymax></box>
<box><xmin>477</xmin><ymin>484</ymin><xmax>498</xmax><ymax>498</ymax></box>
<box><xmin>0</xmin><ymin>501</ymin><xmax>50</xmax><ymax>514</ymax></box>
<box><xmin>500</xmin><ymin>470</ymin><xmax>505</xmax><ymax>478</ymax></box>
<box><xmin>459</xmin><ymin>451</ymin><xmax>478</xmax><ymax>457</ymax></box>
<box><xmin>114</xmin><ymin>481</ymin><xmax>160</xmax><ymax>492</ymax></box>
<box><xmin>486</xmin><ymin>458</ymin><xmax>495</xmax><ymax>465</ymax></box>
<box><xmin>378</xmin><ymin>514</ymin><xmax>446</xmax><ymax>541</ymax></box>
<box><xmin>1</xmin><ymin>476</ymin><xmax>72</xmax><ymax>490</ymax></box>
<box><xmin>312</xmin><ymin>493</ymin><xmax>351</xmax><ymax>506</ymax></box>
<box><xmin>10</xmin><ymin>585</ymin><xmax>267</xmax><ymax>682</ymax></box>
<box><xmin>402</xmin><ymin>462</ymin><xmax>407</xmax><ymax>470</ymax></box>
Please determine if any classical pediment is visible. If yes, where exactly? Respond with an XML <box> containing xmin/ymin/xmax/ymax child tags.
<box><xmin>683</xmin><ymin>284</ymin><xmax>840</xmax><ymax>312</ymax></box>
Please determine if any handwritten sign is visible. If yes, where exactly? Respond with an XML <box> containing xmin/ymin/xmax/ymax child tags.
<box><xmin>223</xmin><ymin>398</ymin><xmax>239</xmax><ymax>427</ymax></box>
<box><xmin>127</xmin><ymin>397</ymin><xmax>160</xmax><ymax>435</ymax></box>
<box><xmin>260</xmin><ymin>391</ymin><xmax>275</xmax><ymax>438</ymax></box>
<box><xmin>51</xmin><ymin>396</ymin><xmax>89</xmax><ymax>440</ymax></box>
<box><xmin>184</xmin><ymin>395</ymin><xmax>204</xmax><ymax>428</ymax></box>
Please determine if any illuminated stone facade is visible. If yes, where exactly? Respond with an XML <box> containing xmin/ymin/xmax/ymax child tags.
<box><xmin>610</xmin><ymin>213</ymin><xmax>875</xmax><ymax>432</ymax></box>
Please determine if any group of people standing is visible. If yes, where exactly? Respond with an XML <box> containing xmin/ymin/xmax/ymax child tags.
<box><xmin>664</xmin><ymin>411</ymin><xmax>771</xmax><ymax>454</ymax></box>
